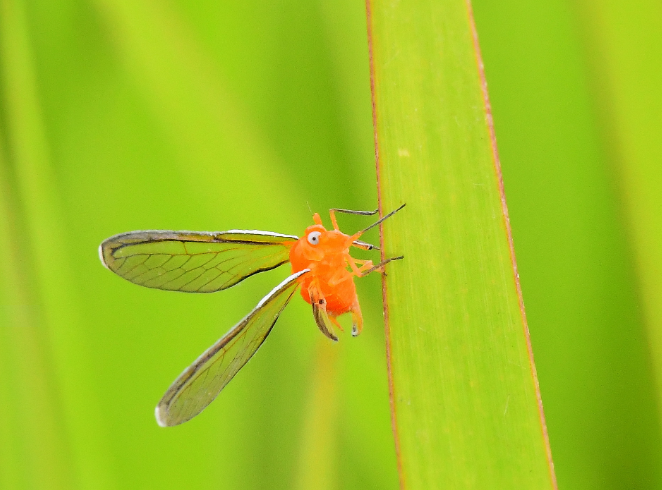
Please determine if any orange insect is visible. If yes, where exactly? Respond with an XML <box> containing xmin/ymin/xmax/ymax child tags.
<box><xmin>99</xmin><ymin>204</ymin><xmax>404</xmax><ymax>426</ymax></box>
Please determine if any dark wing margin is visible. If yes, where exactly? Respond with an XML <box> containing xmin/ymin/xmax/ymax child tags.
<box><xmin>155</xmin><ymin>269</ymin><xmax>309</xmax><ymax>427</ymax></box>
<box><xmin>99</xmin><ymin>230</ymin><xmax>298</xmax><ymax>293</ymax></box>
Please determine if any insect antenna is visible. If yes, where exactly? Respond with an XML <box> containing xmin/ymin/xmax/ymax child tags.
<box><xmin>357</xmin><ymin>203</ymin><xmax>406</xmax><ymax>235</ymax></box>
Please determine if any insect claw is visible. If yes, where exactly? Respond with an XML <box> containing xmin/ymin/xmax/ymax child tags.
<box><xmin>350</xmin><ymin>309</ymin><xmax>363</xmax><ymax>336</ymax></box>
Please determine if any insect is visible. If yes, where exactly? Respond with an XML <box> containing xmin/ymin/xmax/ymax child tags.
<box><xmin>99</xmin><ymin>204</ymin><xmax>404</xmax><ymax>426</ymax></box>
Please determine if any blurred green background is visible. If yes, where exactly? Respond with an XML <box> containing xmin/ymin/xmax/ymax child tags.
<box><xmin>0</xmin><ymin>0</ymin><xmax>661</xmax><ymax>489</ymax></box>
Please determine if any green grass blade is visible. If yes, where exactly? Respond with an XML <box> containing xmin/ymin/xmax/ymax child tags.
<box><xmin>92</xmin><ymin>0</ymin><xmax>301</xmax><ymax>225</ymax></box>
<box><xmin>0</xmin><ymin>111</ymin><xmax>74</xmax><ymax>490</ymax></box>
<box><xmin>294</xmin><ymin>340</ymin><xmax>338</xmax><ymax>490</ymax></box>
<box><xmin>366</xmin><ymin>0</ymin><xmax>556</xmax><ymax>487</ymax></box>
<box><xmin>472</xmin><ymin>0</ymin><xmax>662</xmax><ymax>486</ymax></box>
<box><xmin>579</xmin><ymin>0</ymin><xmax>662</xmax><ymax>415</ymax></box>
<box><xmin>0</xmin><ymin>0</ymin><xmax>113</xmax><ymax>487</ymax></box>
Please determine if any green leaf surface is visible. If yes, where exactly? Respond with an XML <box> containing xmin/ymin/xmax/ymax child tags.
<box><xmin>367</xmin><ymin>0</ymin><xmax>556</xmax><ymax>487</ymax></box>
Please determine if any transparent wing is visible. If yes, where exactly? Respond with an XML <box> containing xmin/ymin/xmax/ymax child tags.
<box><xmin>309</xmin><ymin>283</ymin><xmax>339</xmax><ymax>342</ymax></box>
<box><xmin>99</xmin><ymin>230</ymin><xmax>297</xmax><ymax>293</ymax></box>
<box><xmin>155</xmin><ymin>269</ymin><xmax>309</xmax><ymax>427</ymax></box>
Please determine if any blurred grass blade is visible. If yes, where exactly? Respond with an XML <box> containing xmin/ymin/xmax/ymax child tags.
<box><xmin>579</xmin><ymin>0</ymin><xmax>662</xmax><ymax>413</ymax></box>
<box><xmin>0</xmin><ymin>0</ymin><xmax>113</xmax><ymax>487</ymax></box>
<box><xmin>471</xmin><ymin>0</ymin><xmax>662</xmax><ymax>486</ymax></box>
<box><xmin>93</xmin><ymin>0</ymin><xmax>300</xmax><ymax>224</ymax></box>
<box><xmin>366</xmin><ymin>0</ymin><xmax>556</xmax><ymax>487</ymax></box>
<box><xmin>0</xmin><ymin>118</ymin><xmax>73</xmax><ymax>490</ymax></box>
<box><xmin>295</xmin><ymin>339</ymin><xmax>338</xmax><ymax>490</ymax></box>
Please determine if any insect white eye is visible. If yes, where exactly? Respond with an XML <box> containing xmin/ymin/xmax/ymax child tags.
<box><xmin>307</xmin><ymin>231</ymin><xmax>321</xmax><ymax>246</ymax></box>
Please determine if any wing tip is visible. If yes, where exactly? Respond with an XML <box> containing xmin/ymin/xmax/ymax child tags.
<box><xmin>155</xmin><ymin>404</ymin><xmax>169</xmax><ymax>427</ymax></box>
<box><xmin>98</xmin><ymin>242</ymin><xmax>111</xmax><ymax>270</ymax></box>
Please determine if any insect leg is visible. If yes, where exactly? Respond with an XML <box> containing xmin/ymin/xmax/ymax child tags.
<box><xmin>330</xmin><ymin>208</ymin><xmax>379</xmax><ymax>216</ymax></box>
<box><xmin>345</xmin><ymin>255</ymin><xmax>372</xmax><ymax>277</ymax></box>
<box><xmin>361</xmin><ymin>256</ymin><xmax>404</xmax><ymax>276</ymax></box>
<box><xmin>329</xmin><ymin>315</ymin><xmax>344</xmax><ymax>332</ymax></box>
<box><xmin>350</xmin><ymin>203</ymin><xmax>406</xmax><ymax>240</ymax></box>
<box><xmin>350</xmin><ymin>300</ymin><xmax>364</xmax><ymax>337</ymax></box>
<box><xmin>329</xmin><ymin>210</ymin><xmax>340</xmax><ymax>230</ymax></box>
<box><xmin>329</xmin><ymin>208</ymin><xmax>378</xmax><ymax>231</ymax></box>
<box><xmin>346</xmin><ymin>255</ymin><xmax>383</xmax><ymax>278</ymax></box>
<box><xmin>351</xmin><ymin>239</ymin><xmax>379</xmax><ymax>251</ymax></box>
